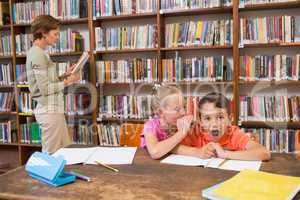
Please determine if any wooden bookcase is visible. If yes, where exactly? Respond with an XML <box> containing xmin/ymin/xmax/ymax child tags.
<box><xmin>0</xmin><ymin>0</ymin><xmax>299</xmax><ymax>166</ymax></box>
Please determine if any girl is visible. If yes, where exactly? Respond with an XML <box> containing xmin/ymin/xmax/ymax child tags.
<box><xmin>141</xmin><ymin>85</ymin><xmax>196</xmax><ymax>159</ymax></box>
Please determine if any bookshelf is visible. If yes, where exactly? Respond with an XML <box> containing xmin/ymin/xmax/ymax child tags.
<box><xmin>0</xmin><ymin>0</ymin><xmax>299</xmax><ymax>165</ymax></box>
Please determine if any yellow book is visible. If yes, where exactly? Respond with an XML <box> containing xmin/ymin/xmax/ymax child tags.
<box><xmin>212</xmin><ymin>170</ymin><xmax>300</xmax><ymax>200</ymax></box>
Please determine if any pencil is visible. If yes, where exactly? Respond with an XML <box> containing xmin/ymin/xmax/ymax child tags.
<box><xmin>218</xmin><ymin>159</ymin><xmax>228</xmax><ymax>168</ymax></box>
<box><xmin>95</xmin><ymin>161</ymin><xmax>119</xmax><ymax>172</ymax></box>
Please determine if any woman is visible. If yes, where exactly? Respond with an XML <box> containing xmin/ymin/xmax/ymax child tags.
<box><xmin>26</xmin><ymin>15</ymin><xmax>80</xmax><ymax>154</ymax></box>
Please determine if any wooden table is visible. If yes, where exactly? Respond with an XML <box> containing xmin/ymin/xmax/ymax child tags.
<box><xmin>0</xmin><ymin>149</ymin><xmax>299</xmax><ymax>200</ymax></box>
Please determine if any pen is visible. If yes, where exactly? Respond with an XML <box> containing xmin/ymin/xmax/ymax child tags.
<box><xmin>95</xmin><ymin>161</ymin><xmax>119</xmax><ymax>172</ymax></box>
<box><xmin>69</xmin><ymin>171</ymin><xmax>91</xmax><ymax>182</ymax></box>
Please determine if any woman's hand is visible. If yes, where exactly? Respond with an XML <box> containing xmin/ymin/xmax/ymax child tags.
<box><xmin>63</xmin><ymin>72</ymin><xmax>80</xmax><ymax>86</ymax></box>
<box><xmin>64</xmin><ymin>64</ymin><xmax>76</xmax><ymax>76</ymax></box>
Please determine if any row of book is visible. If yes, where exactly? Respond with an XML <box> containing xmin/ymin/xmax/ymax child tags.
<box><xmin>98</xmin><ymin>95</ymin><xmax>153</xmax><ymax>120</ymax></box>
<box><xmin>162</xmin><ymin>54</ymin><xmax>233</xmax><ymax>82</ymax></box>
<box><xmin>16</xmin><ymin>64</ymin><xmax>28</xmax><ymax>85</ymax></box>
<box><xmin>92</xmin><ymin>0</ymin><xmax>157</xmax><ymax>17</ymax></box>
<box><xmin>19</xmin><ymin>92</ymin><xmax>36</xmax><ymax>114</ymax></box>
<box><xmin>95</xmin><ymin>25</ymin><xmax>158</xmax><ymax>50</ymax></box>
<box><xmin>16</xmin><ymin>30</ymin><xmax>84</xmax><ymax>55</ymax></box>
<box><xmin>240</xmin><ymin>54</ymin><xmax>300</xmax><ymax>81</ymax></box>
<box><xmin>97</xmin><ymin>123</ymin><xmax>121</xmax><ymax>146</ymax></box>
<box><xmin>0</xmin><ymin>92</ymin><xmax>14</xmax><ymax>112</ymax></box>
<box><xmin>161</xmin><ymin>0</ymin><xmax>232</xmax><ymax>11</ymax></box>
<box><xmin>239</xmin><ymin>96</ymin><xmax>300</xmax><ymax>122</ymax></box>
<box><xmin>69</xmin><ymin>121</ymin><xmax>94</xmax><ymax>145</ymax></box>
<box><xmin>64</xmin><ymin>93</ymin><xmax>91</xmax><ymax>115</ymax></box>
<box><xmin>243</xmin><ymin>128</ymin><xmax>300</xmax><ymax>153</ymax></box>
<box><xmin>0</xmin><ymin>121</ymin><xmax>17</xmax><ymax>144</ymax></box>
<box><xmin>96</xmin><ymin>58</ymin><xmax>158</xmax><ymax>84</ymax></box>
<box><xmin>0</xmin><ymin>64</ymin><xmax>13</xmax><ymax>86</ymax></box>
<box><xmin>98</xmin><ymin>95</ymin><xmax>232</xmax><ymax>120</ymax></box>
<box><xmin>240</xmin><ymin>16</ymin><xmax>300</xmax><ymax>44</ymax></box>
<box><xmin>240</xmin><ymin>0</ymin><xmax>299</xmax><ymax>7</ymax></box>
<box><xmin>0</xmin><ymin>32</ymin><xmax>12</xmax><ymax>56</ymax></box>
<box><xmin>12</xmin><ymin>0</ymin><xmax>88</xmax><ymax>24</ymax></box>
<box><xmin>165</xmin><ymin>20</ymin><xmax>233</xmax><ymax>47</ymax></box>
<box><xmin>20</xmin><ymin>122</ymin><xmax>42</xmax><ymax>144</ymax></box>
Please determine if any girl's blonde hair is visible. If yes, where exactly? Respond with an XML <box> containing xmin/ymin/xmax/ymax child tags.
<box><xmin>151</xmin><ymin>85</ymin><xmax>182</xmax><ymax>115</ymax></box>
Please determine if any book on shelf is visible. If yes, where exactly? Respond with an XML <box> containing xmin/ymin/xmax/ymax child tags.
<box><xmin>0</xmin><ymin>92</ymin><xmax>14</xmax><ymax>112</ymax></box>
<box><xmin>165</xmin><ymin>19</ymin><xmax>233</xmax><ymax>48</ymax></box>
<box><xmin>12</xmin><ymin>0</ymin><xmax>87</xmax><ymax>24</ymax></box>
<box><xmin>242</xmin><ymin>128</ymin><xmax>300</xmax><ymax>153</ymax></box>
<box><xmin>94</xmin><ymin>25</ymin><xmax>158</xmax><ymax>50</ymax></box>
<box><xmin>96</xmin><ymin>58</ymin><xmax>158</xmax><ymax>84</ymax></box>
<box><xmin>0</xmin><ymin>32</ymin><xmax>12</xmax><ymax>56</ymax></box>
<box><xmin>20</xmin><ymin>122</ymin><xmax>42</xmax><ymax>144</ymax></box>
<box><xmin>64</xmin><ymin>93</ymin><xmax>91</xmax><ymax>116</ymax></box>
<box><xmin>97</xmin><ymin>123</ymin><xmax>121</xmax><ymax>146</ymax></box>
<box><xmin>240</xmin><ymin>15</ymin><xmax>300</xmax><ymax>45</ymax></box>
<box><xmin>239</xmin><ymin>95</ymin><xmax>300</xmax><ymax>122</ymax></box>
<box><xmin>92</xmin><ymin>0</ymin><xmax>157</xmax><ymax>17</ymax></box>
<box><xmin>68</xmin><ymin>120</ymin><xmax>93</xmax><ymax>145</ymax></box>
<box><xmin>240</xmin><ymin>0</ymin><xmax>300</xmax><ymax>7</ymax></box>
<box><xmin>99</xmin><ymin>95</ymin><xmax>153</xmax><ymax>120</ymax></box>
<box><xmin>161</xmin><ymin>0</ymin><xmax>232</xmax><ymax>12</ymax></box>
<box><xmin>240</xmin><ymin>54</ymin><xmax>300</xmax><ymax>81</ymax></box>
<box><xmin>0</xmin><ymin>63</ymin><xmax>13</xmax><ymax>86</ymax></box>
<box><xmin>0</xmin><ymin>120</ymin><xmax>17</xmax><ymax>144</ymax></box>
<box><xmin>162</xmin><ymin>54</ymin><xmax>233</xmax><ymax>82</ymax></box>
<box><xmin>19</xmin><ymin>92</ymin><xmax>36</xmax><ymax>114</ymax></box>
<box><xmin>16</xmin><ymin>64</ymin><xmax>28</xmax><ymax>85</ymax></box>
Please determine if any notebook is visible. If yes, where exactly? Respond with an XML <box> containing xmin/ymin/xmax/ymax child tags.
<box><xmin>202</xmin><ymin>170</ymin><xmax>300</xmax><ymax>200</ymax></box>
<box><xmin>53</xmin><ymin>147</ymin><xmax>137</xmax><ymax>165</ymax></box>
<box><xmin>160</xmin><ymin>154</ymin><xmax>261</xmax><ymax>171</ymax></box>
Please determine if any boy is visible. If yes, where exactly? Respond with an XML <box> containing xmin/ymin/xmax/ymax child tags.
<box><xmin>173</xmin><ymin>92</ymin><xmax>271</xmax><ymax>161</ymax></box>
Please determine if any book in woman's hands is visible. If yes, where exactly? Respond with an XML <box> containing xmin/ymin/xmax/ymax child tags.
<box><xmin>71</xmin><ymin>51</ymin><xmax>89</xmax><ymax>74</ymax></box>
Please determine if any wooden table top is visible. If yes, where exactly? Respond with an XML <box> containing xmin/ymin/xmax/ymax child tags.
<box><xmin>0</xmin><ymin>149</ymin><xmax>299</xmax><ymax>200</ymax></box>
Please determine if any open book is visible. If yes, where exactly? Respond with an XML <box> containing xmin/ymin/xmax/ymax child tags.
<box><xmin>52</xmin><ymin>147</ymin><xmax>137</xmax><ymax>165</ymax></box>
<box><xmin>160</xmin><ymin>154</ymin><xmax>261</xmax><ymax>171</ymax></box>
<box><xmin>71</xmin><ymin>51</ymin><xmax>89</xmax><ymax>74</ymax></box>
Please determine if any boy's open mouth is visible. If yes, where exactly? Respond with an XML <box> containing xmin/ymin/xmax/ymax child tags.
<box><xmin>211</xmin><ymin>130</ymin><xmax>220</xmax><ymax>137</ymax></box>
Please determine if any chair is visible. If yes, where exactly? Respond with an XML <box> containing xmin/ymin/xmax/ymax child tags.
<box><xmin>120</xmin><ymin>123</ymin><xmax>144</xmax><ymax>147</ymax></box>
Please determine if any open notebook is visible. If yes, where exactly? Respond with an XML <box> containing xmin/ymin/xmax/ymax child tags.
<box><xmin>160</xmin><ymin>154</ymin><xmax>261</xmax><ymax>171</ymax></box>
<box><xmin>53</xmin><ymin>147</ymin><xmax>137</xmax><ymax>165</ymax></box>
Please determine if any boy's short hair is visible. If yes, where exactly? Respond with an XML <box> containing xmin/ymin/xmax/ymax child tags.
<box><xmin>198</xmin><ymin>92</ymin><xmax>230</xmax><ymax>114</ymax></box>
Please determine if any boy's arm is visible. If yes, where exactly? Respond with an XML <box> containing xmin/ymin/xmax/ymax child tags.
<box><xmin>213</xmin><ymin>141</ymin><xmax>271</xmax><ymax>161</ymax></box>
<box><xmin>172</xmin><ymin>144</ymin><xmax>215</xmax><ymax>159</ymax></box>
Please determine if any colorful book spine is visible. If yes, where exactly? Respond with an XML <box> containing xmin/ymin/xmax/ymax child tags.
<box><xmin>165</xmin><ymin>19</ymin><xmax>233</xmax><ymax>47</ymax></box>
<box><xmin>0</xmin><ymin>63</ymin><xmax>13</xmax><ymax>85</ymax></box>
<box><xmin>96</xmin><ymin>58</ymin><xmax>158</xmax><ymax>84</ymax></box>
<box><xmin>243</xmin><ymin>128</ymin><xmax>300</xmax><ymax>153</ymax></box>
<box><xmin>162</xmin><ymin>55</ymin><xmax>233</xmax><ymax>82</ymax></box>
<box><xmin>95</xmin><ymin>25</ymin><xmax>158</xmax><ymax>50</ymax></box>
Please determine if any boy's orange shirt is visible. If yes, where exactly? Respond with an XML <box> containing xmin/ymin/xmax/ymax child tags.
<box><xmin>181</xmin><ymin>126</ymin><xmax>250</xmax><ymax>151</ymax></box>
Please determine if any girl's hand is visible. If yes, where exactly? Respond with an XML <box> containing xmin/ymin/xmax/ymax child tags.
<box><xmin>176</xmin><ymin>115</ymin><xmax>194</xmax><ymax>137</ymax></box>
<box><xmin>187</xmin><ymin>121</ymin><xmax>203</xmax><ymax>136</ymax></box>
